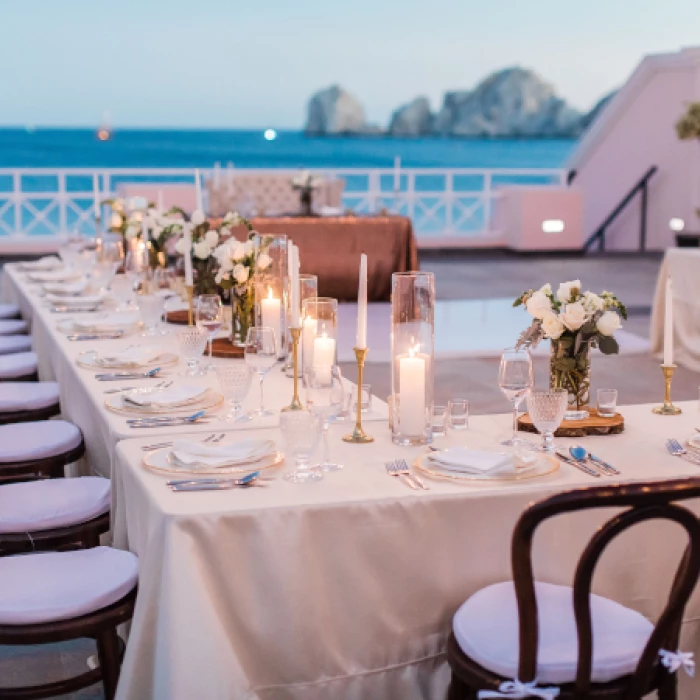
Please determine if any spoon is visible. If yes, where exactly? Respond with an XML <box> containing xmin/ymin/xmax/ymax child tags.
<box><xmin>569</xmin><ymin>446</ymin><xmax>619</xmax><ymax>475</ymax></box>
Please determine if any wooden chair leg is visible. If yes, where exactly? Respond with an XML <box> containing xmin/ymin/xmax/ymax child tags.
<box><xmin>657</xmin><ymin>672</ymin><xmax>677</xmax><ymax>700</ymax></box>
<box><xmin>96</xmin><ymin>626</ymin><xmax>122</xmax><ymax>700</ymax></box>
<box><xmin>447</xmin><ymin>673</ymin><xmax>473</xmax><ymax>700</ymax></box>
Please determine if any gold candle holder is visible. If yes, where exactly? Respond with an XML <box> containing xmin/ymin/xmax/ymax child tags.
<box><xmin>282</xmin><ymin>327</ymin><xmax>304</xmax><ymax>412</ymax></box>
<box><xmin>652</xmin><ymin>364</ymin><xmax>682</xmax><ymax>415</ymax></box>
<box><xmin>343</xmin><ymin>347</ymin><xmax>374</xmax><ymax>444</ymax></box>
<box><xmin>185</xmin><ymin>285</ymin><xmax>195</xmax><ymax>327</ymax></box>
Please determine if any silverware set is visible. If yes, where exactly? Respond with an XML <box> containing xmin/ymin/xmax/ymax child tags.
<box><xmin>105</xmin><ymin>380</ymin><xmax>173</xmax><ymax>395</ymax></box>
<box><xmin>67</xmin><ymin>332</ymin><xmax>124</xmax><ymax>341</ymax></box>
<box><xmin>95</xmin><ymin>367</ymin><xmax>162</xmax><ymax>381</ymax></box>
<box><xmin>141</xmin><ymin>433</ymin><xmax>225</xmax><ymax>451</ymax></box>
<box><xmin>666</xmin><ymin>439</ymin><xmax>700</xmax><ymax>465</ymax></box>
<box><xmin>127</xmin><ymin>410</ymin><xmax>209</xmax><ymax>429</ymax></box>
<box><xmin>167</xmin><ymin>471</ymin><xmax>268</xmax><ymax>492</ymax></box>
<box><xmin>50</xmin><ymin>305</ymin><xmax>99</xmax><ymax>313</ymax></box>
<box><xmin>385</xmin><ymin>459</ymin><xmax>429</xmax><ymax>490</ymax></box>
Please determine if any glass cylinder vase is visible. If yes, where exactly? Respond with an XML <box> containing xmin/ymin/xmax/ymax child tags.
<box><xmin>284</xmin><ymin>274</ymin><xmax>318</xmax><ymax>376</ymax></box>
<box><xmin>253</xmin><ymin>233</ymin><xmax>287</xmax><ymax>359</ymax></box>
<box><xmin>390</xmin><ymin>272</ymin><xmax>435</xmax><ymax>445</ymax></box>
<box><xmin>301</xmin><ymin>297</ymin><xmax>338</xmax><ymax>383</ymax></box>
<box><xmin>550</xmin><ymin>340</ymin><xmax>591</xmax><ymax>421</ymax></box>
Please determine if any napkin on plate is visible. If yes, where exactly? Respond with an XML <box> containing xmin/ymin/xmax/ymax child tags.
<box><xmin>428</xmin><ymin>447</ymin><xmax>513</xmax><ymax>474</ymax></box>
<box><xmin>171</xmin><ymin>438</ymin><xmax>276</xmax><ymax>469</ymax></box>
<box><xmin>19</xmin><ymin>256</ymin><xmax>61</xmax><ymax>271</ymax></box>
<box><xmin>46</xmin><ymin>293</ymin><xmax>104</xmax><ymax>307</ymax></box>
<box><xmin>98</xmin><ymin>346</ymin><xmax>163</xmax><ymax>367</ymax></box>
<box><xmin>29</xmin><ymin>269</ymin><xmax>81</xmax><ymax>283</ymax></box>
<box><xmin>123</xmin><ymin>385</ymin><xmax>207</xmax><ymax>408</ymax></box>
<box><xmin>43</xmin><ymin>280</ymin><xmax>88</xmax><ymax>296</ymax></box>
<box><xmin>73</xmin><ymin>312</ymin><xmax>140</xmax><ymax>332</ymax></box>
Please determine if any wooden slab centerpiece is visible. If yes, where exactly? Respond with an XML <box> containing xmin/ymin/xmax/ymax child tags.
<box><xmin>210</xmin><ymin>337</ymin><xmax>244</xmax><ymax>359</ymax></box>
<box><xmin>517</xmin><ymin>407</ymin><xmax>624</xmax><ymax>438</ymax></box>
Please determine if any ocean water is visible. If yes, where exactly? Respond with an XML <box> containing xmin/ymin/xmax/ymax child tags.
<box><xmin>0</xmin><ymin>129</ymin><xmax>576</xmax><ymax>169</ymax></box>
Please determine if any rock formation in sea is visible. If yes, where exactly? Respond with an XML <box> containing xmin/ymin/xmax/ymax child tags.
<box><xmin>388</xmin><ymin>97</ymin><xmax>434</xmax><ymax>136</ymax></box>
<box><xmin>305</xmin><ymin>85</ymin><xmax>369</xmax><ymax>135</ymax></box>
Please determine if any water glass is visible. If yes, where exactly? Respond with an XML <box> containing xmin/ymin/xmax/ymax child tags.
<box><xmin>526</xmin><ymin>388</ymin><xmax>568</xmax><ymax>453</ymax></box>
<box><xmin>447</xmin><ymin>399</ymin><xmax>469</xmax><ymax>430</ymax></box>
<box><xmin>244</xmin><ymin>326</ymin><xmax>278</xmax><ymax>417</ymax></box>
<box><xmin>176</xmin><ymin>327</ymin><xmax>208</xmax><ymax>376</ymax></box>
<box><xmin>124</xmin><ymin>246</ymin><xmax>149</xmax><ymax>292</ymax></box>
<box><xmin>137</xmin><ymin>294</ymin><xmax>166</xmax><ymax>336</ymax></box>
<box><xmin>353</xmin><ymin>384</ymin><xmax>372</xmax><ymax>414</ymax></box>
<box><xmin>281</xmin><ymin>409</ymin><xmax>323</xmax><ymax>484</ymax></box>
<box><xmin>111</xmin><ymin>274</ymin><xmax>135</xmax><ymax>309</ymax></box>
<box><xmin>215</xmin><ymin>365</ymin><xmax>252</xmax><ymax>422</ymax></box>
<box><xmin>196</xmin><ymin>294</ymin><xmax>223</xmax><ymax>370</ymax></box>
<box><xmin>596</xmin><ymin>388</ymin><xmax>618</xmax><ymax>418</ymax></box>
<box><xmin>305</xmin><ymin>365</ymin><xmax>344</xmax><ymax>471</ymax></box>
<box><xmin>431</xmin><ymin>405</ymin><xmax>448</xmax><ymax>437</ymax></box>
<box><xmin>498</xmin><ymin>347</ymin><xmax>533</xmax><ymax>446</ymax></box>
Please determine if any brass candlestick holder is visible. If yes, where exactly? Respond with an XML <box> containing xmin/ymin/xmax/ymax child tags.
<box><xmin>343</xmin><ymin>347</ymin><xmax>374</xmax><ymax>443</ymax></box>
<box><xmin>282</xmin><ymin>327</ymin><xmax>304</xmax><ymax>412</ymax></box>
<box><xmin>185</xmin><ymin>285</ymin><xmax>194</xmax><ymax>327</ymax></box>
<box><xmin>652</xmin><ymin>364</ymin><xmax>682</xmax><ymax>415</ymax></box>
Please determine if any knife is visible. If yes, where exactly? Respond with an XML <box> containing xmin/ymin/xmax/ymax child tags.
<box><xmin>67</xmin><ymin>333</ymin><xmax>124</xmax><ymax>341</ymax></box>
<box><xmin>95</xmin><ymin>368</ymin><xmax>162</xmax><ymax>381</ymax></box>
<box><xmin>555</xmin><ymin>450</ymin><xmax>600</xmax><ymax>478</ymax></box>
<box><xmin>588</xmin><ymin>452</ymin><xmax>620</xmax><ymax>475</ymax></box>
<box><xmin>51</xmin><ymin>306</ymin><xmax>99</xmax><ymax>313</ymax></box>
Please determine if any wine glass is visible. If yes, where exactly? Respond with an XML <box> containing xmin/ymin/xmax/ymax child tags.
<box><xmin>98</xmin><ymin>238</ymin><xmax>124</xmax><ymax>273</ymax></box>
<box><xmin>305</xmin><ymin>365</ymin><xmax>344</xmax><ymax>471</ymax></box>
<box><xmin>498</xmin><ymin>347</ymin><xmax>534</xmax><ymax>446</ymax></box>
<box><xmin>196</xmin><ymin>294</ymin><xmax>223</xmax><ymax>371</ymax></box>
<box><xmin>136</xmin><ymin>293</ymin><xmax>166</xmax><ymax>336</ymax></box>
<box><xmin>215</xmin><ymin>365</ymin><xmax>252</xmax><ymax>422</ymax></box>
<box><xmin>280</xmin><ymin>409</ymin><xmax>323</xmax><ymax>484</ymax></box>
<box><xmin>244</xmin><ymin>327</ymin><xmax>277</xmax><ymax>417</ymax></box>
<box><xmin>111</xmin><ymin>274</ymin><xmax>135</xmax><ymax>310</ymax></box>
<box><xmin>124</xmin><ymin>245</ymin><xmax>149</xmax><ymax>294</ymax></box>
<box><xmin>176</xmin><ymin>327</ymin><xmax>208</xmax><ymax>376</ymax></box>
<box><xmin>526</xmin><ymin>388</ymin><xmax>568</xmax><ymax>453</ymax></box>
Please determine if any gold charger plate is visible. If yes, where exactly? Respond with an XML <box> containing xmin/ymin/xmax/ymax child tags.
<box><xmin>105</xmin><ymin>387</ymin><xmax>223</xmax><ymax>416</ymax></box>
<box><xmin>413</xmin><ymin>452</ymin><xmax>559</xmax><ymax>483</ymax></box>
<box><xmin>143</xmin><ymin>448</ymin><xmax>285</xmax><ymax>476</ymax></box>
<box><xmin>77</xmin><ymin>350</ymin><xmax>179</xmax><ymax>371</ymax></box>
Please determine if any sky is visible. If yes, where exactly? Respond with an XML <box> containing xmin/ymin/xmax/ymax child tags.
<box><xmin>1</xmin><ymin>0</ymin><xmax>698</xmax><ymax>129</ymax></box>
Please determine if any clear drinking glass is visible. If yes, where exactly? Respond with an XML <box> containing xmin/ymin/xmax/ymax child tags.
<box><xmin>498</xmin><ymin>347</ymin><xmax>534</xmax><ymax>446</ymax></box>
<box><xmin>431</xmin><ymin>406</ymin><xmax>448</xmax><ymax>437</ymax></box>
<box><xmin>176</xmin><ymin>327</ymin><xmax>208</xmax><ymax>376</ymax></box>
<box><xmin>526</xmin><ymin>388</ymin><xmax>568</xmax><ymax>453</ymax></box>
<box><xmin>447</xmin><ymin>399</ymin><xmax>469</xmax><ymax>430</ymax></box>
<box><xmin>244</xmin><ymin>326</ymin><xmax>278</xmax><ymax>417</ymax></box>
<box><xmin>305</xmin><ymin>365</ymin><xmax>344</xmax><ymax>471</ymax></box>
<box><xmin>281</xmin><ymin>409</ymin><xmax>323</xmax><ymax>483</ymax></box>
<box><xmin>111</xmin><ymin>274</ymin><xmax>135</xmax><ymax>310</ymax></box>
<box><xmin>215</xmin><ymin>365</ymin><xmax>252</xmax><ymax>422</ymax></box>
<box><xmin>124</xmin><ymin>245</ymin><xmax>149</xmax><ymax>294</ymax></box>
<box><xmin>353</xmin><ymin>384</ymin><xmax>372</xmax><ymax>414</ymax></box>
<box><xmin>89</xmin><ymin>260</ymin><xmax>117</xmax><ymax>295</ymax></box>
<box><xmin>596</xmin><ymin>388</ymin><xmax>618</xmax><ymax>418</ymax></box>
<box><xmin>137</xmin><ymin>294</ymin><xmax>166</xmax><ymax>336</ymax></box>
<box><xmin>98</xmin><ymin>237</ymin><xmax>124</xmax><ymax>268</ymax></box>
<box><xmin>196</xmin><ymin>294</ymin><xmax>223</xmax><ymax>371</ymax></box>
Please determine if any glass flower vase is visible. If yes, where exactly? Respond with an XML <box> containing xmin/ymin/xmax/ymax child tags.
<box><xmin>253</xmin><ymin>233</ymin><xmax>288</xmax><ymax>360</ymax></box>
<box><xmin>550</xmin><ymin>340</ymin><xmax>591</xmax><ymax>421</ymax></box>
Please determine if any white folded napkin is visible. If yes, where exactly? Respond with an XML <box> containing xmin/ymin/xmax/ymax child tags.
<box><xmin>171</xmin><ymin>438</ymin><xmax>276</xmax><ymax>469</ymax></box>
<box><xmin>43</xmin><ymin>280</ymin><xmax>88</xmax><ymax>296</ymax></box>
<box><xmin>19</xmin><ymin>256</ymin><xmax>62</xmax><ymax>271</ymax></box>
<box><xmin>98</xmin><ymin>346</ymin><xmax>162</xmax><ymax>367</ymax></box>
<box><xmin>73</xmin><ymin>312</ymin><xmax>140</xmax><ymax>332</ymax></box>
<box><xmin>46</xmin><ymin>293</ymin><xmax>104</xmax><ymax>307</ymax></box>
<box><xmin>429</xmin><ymin>447</ymin><xmax>513</xmax><ymax>474</ymax></box>
<box><xmin>123</xmin><ymin>384</ymin><xmax>206</xmax><ymax>408</ymax></box>
<box><xmin>29</xmin><ymin>269</ymin><xmax>82</xmax><ymax>283</ymax></box>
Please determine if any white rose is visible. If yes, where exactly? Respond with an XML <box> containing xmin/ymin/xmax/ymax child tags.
<box><xmin>233</xmin><ymin>263</ymin><xmax>249</xmax><ymax>284</ymax></box>
<box><xmin>541</xmin><ymin>312</ymin><xmax>565</xmax><ymax>340</ymax></box>
<box><xmin>243</xmin><ymin>240</ymin><xmax>254</xmax><ymax>256</ymax></box>
<box><xmin>112</xmin><ymin>200</ymin><xmax>124</xmax><ymax>213</ymax></box>
<box><xmin>257</xmin><ymin>252</ymin><xmax>272</xmax><ymax>270</ymax></box>
<box><xmin>193</xmin><ymin>241</ymin><xmax>211</xmax><ymax>260</ymax></box>
<box><xmin>205</xmin><ymin>230</ymin><xmax>219</xmax><ymax>248</ymax></box>
<box><xmin>525</xmin><ymin>290</ymin><xmax>552</xmax><ymax>320</ymax></box>
<box><xmin>174</xmin><ymin>237</ymin><xmax>188</xmax><ymax>255</ymax></box>
<box><xmin>224</xmin><ymin>211</ymin><xmax>242</xmax><ymax>226</ymax></box>
<box><xmin>556</xmin><ymin>279</ymin><xmax>582</xmax><ymax>303</ymax></box>
<box><xmin>230</xmin><ymin>241</ymin><xmax>245</xmax><ymax>261</ymax></box>
<box><xmin>110</xmin><ymin>213</ymin><xmax>123</xmax><ymax>229</ymax></box>
<box><xmin>190</xmin><ymin>209</ymin><xmax>205</xmax><ymax>226</ymax></box>
<box><xmin>582</xmin><ymin>291</ymin><xmax>604</xmax><ymax>313</ymax></box>
<box><xmin>129</xmin><ymin>211</ymin><xmax>143</xmax><ymax>224</ymax></box>
<box><xmin>596</xmin><ymin>310</ymin><xmax>621</xmax><ymax>336</ymax></box>
<box><xmin>219</xmin><ymin>256</ymin><xmax>234</xmax><ymax>273</ymax></box>
<box><xmin>559</xmin><ymin>301</ymin><xmax>587</xmax><ymax>331</ymax></box>
<box><xmin>540</xmin><ymin>283</ymin><xmax>552</xmax><ymax>295</ymax></box>
<box><xmin>125</xmin><ymin>225</ymin><xmax>140</xmax><ymax>240</ymax></box>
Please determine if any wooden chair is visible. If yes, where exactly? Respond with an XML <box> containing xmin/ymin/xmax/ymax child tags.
<box><xmin>447</xmin><ymin>478</ymin><xmax>700</xmax><ymax>700</ymax></box>
<box><xmin>0</xmin><ymin>319</ymin><xmax>29</xmax><ymax>336</ymax></box>
<box><xmin>0</xmin><ymin>304</ymin><xmax>20</xmax><ymax>320</ymax></box>
<box><xmin>0</xmin><ymin>382</ymin><xmax>61</xmax><ymax>425</ymax></box>
<box><xmin>0</xmin><ymin>335</ymin><xmax>32</xmax><ymax>355</ymax></box>
<box><xmin>0</xmin><ymin>351</ymin><xmax>38</xmax><ymax>382</ymax></box>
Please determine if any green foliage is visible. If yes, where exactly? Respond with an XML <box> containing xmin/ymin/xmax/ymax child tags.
<box><xmin>676</xmin><ymin>102</ymin><xmax>700</xmax><ymax>141</ymax></box>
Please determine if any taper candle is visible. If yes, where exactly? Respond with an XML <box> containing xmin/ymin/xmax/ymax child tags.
<box><xmin>663</xmin><ymin>274</ymin><xmax>673</xmax><ymax>366</ymax></box>
<box><xmin>183</xmin><ymin>228</ymin><xmax>194</xmax><ymax>287</ymax></box>
<box><xmin>356</xmin><ymin>253</ymin><xmax>368</xmax><ymax>349</ymax></box>
<box><xmin>93</xmin><ymin>174</ymin><xmax>100</xmax><ymax>218</ymax></box>
<box><xmin>194</xmin><ymin>168</ymin><xmax>203</xmax><ymax>212</ymax></box>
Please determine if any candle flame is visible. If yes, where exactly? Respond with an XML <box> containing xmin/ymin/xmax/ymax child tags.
<box><xmin>267</xmin><ymin>287</ymin><xmax>273</xmax><ymax>300</ymax></box>
<box><xmin>408</xmin><ymin>342</ymin><xmax>420</xmax><ymax>358</ymax></box>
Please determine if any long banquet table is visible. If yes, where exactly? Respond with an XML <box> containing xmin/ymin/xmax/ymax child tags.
<box><xmin>4</xmin><ymin>263</ymin><xmax>700</xmax><ymax>699</ymax></box>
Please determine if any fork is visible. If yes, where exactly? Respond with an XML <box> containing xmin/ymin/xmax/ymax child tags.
<box><xmin>397</xmin><ymin>458</ymin><xmax>429</xmax><ymax>490</ymax></box>
<box><xmin>666</xmin><ymin>439</ymin><xmax>700</xmax><ymax>466</ymax></box>
<box><xmin>141</xmin><ymin>432</ymin><xmax>225</xmax><ymax>451</ymax></box>
<box><xmin>385</xmin><ymin>461</ymin><xmax>420</xmax><ymax>490</ymax></box>
<box><xmin>105</xmin><ymin>380</ymin><xmax>171</xmax><ymax>395</ymax></box>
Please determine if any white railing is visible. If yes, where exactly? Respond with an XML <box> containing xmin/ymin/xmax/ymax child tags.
<box><xmin>0</xmin><ymin>167</ymin><xmax>567</xmax><ymax>248</ymax></box>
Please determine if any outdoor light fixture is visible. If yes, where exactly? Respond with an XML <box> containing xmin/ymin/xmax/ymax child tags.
<box><xmin>542</xmin><ymin>219</ymin><xmax>565</xmax><ymax>234</ymax></box>
<box><xmin>669</xmin><ymin>218</ymin><xmax>685</xmax><ymax>232</ymax></box>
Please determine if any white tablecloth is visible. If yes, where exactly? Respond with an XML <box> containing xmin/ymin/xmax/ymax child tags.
<box><xmin>113</xmin><ymin>401</ymin><xmax>700</xmax><ymax>700</ymax></box>
<box><xmin>650</xmin><ymin>248</ymin><xmax>700</xmax><ymax>371</ymax></box>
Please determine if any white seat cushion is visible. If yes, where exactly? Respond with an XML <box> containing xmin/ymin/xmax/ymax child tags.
<box><xmin>0</xmin><ymin>304</ymin><xmax>19</xmax><ymax>320</ymax></box>
<box><xmin>0</xmin><ymin>420</ymin><xmax>82</xmax><ymax>463</ymax></box>
<box><xmin>453</xmin><ymin>581</ymin><xmax>653</xmax><ymax>685</ymax></box>
<box><xmin>0</xmin><ymin>382</ymin><xmax>60</xmax><ymax>412</ymax></box>
<box><xmin>0</xmin><ymin>477</ymin><xmax>110</xmax><ymax>533</ymax></box>
<box><xmin>0</xmin><ymin>352</ymin><xmax>37</xmax><ymax>379</ymax></box>
<box><xmin>0</xmin><ymin>547</ymin><xmax>138</xmax><ymax>625</ymax></box>
<box><xmin>0</xmin><ymin>336</ymin><xmax>32</xmax><ymax>356</ymax></box>
<box><xmin>0</xmin><ymin>319</ymin><xmax>29</xmax><ymax>336</ymax></box>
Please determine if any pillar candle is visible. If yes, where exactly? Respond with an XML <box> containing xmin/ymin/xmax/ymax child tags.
<box><xmin>261</xmin><ymin>287</ymin><xmax>282</xmax><ymax>353</ymax></box>
<box><xmin>398</xmin><ymin>347</ymin><xmax>426</xmax><ymax>435</ymax></box>
<box><xmin>313</xmin><ymin>332</ymin><xmax>336</xmax><ymax>367</ymax></box>
<box><xmin>356</xmin><ymin>253</ymin><xmax>367</xmax><ymax>348</ymax></box>
<box><xmin>93</xmin><ymin>174</ymin><xmax>100</xmax><ymax>218</ymax></box>
<box><xmin>302</xmin><ymin>316</ymin><xmax>317</xmax><ymax>374</ymax></box>
<box><xmin>183</xmin><ymin>229</ymin><xmax>194</xmax><ymax>287</ymax></box>
<box><xmin>663</xmin><ymin>274</ymin><xmax>673</xmax><ymax>366</ymax></box>
<box><xmin>194</xmin><ymin>168</ymin><xmax>203</xmax><ymax>212</ymax></box>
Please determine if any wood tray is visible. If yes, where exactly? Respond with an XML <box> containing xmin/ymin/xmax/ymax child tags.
<box><xmin>211</xmin><ymin>337</ymin><xmax>244</xmax><ymax>358</ymax></box>
<box><xmin>517</xmin><ymin>407</ymin><xmax>624</xmax><ymax>437</ymax></box>
<box><xmin>165</xmin><ymin>309</ymin><xmax>190</xmax><ymax>325</ymax></box>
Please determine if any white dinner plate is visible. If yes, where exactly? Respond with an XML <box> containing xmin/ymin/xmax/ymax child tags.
<box><xmin>105</xmin><ymin>387</ymin><xmax>223</xmax><ymax>416</ymax></box>
<box><xmin>57</xmin><ymin>316</ymin><xmax>141</xmax><ymax>336</ymax></box>
<box><xmin>77</xmin><ymin>350</ymin><xmax>178</xmax><ymax>371</ymax></box>
<box><xmin>143</xmin><ymin>446</ymin><xmax>284</xmax><ymax>475</ymax></box>
<box><xmin>413</xmin><ymin>452</ymin><xmax>559</xmax><ymax>482</ymax></box>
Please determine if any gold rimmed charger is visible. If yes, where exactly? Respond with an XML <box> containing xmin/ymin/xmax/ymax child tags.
<box><xmin>105</xmin><ymin>387</ymin><xmax>223</xmax><ymax>416</ymax></box>
<box><xmin>77</xmin><ymin>350</ymin><xmax>179</xmax><ymax>371</ymax></box>
<box><xmin>413</xmin><ymin>452</ymin><xmax>559</xmax><ymax>483</ymax></box>
<box><xmin>143</xmin><ymin>448</ymin><xmax>284</xmax><ymax>476</ymax></box>
<box><xmin>57</xmin><ymin>318</ymin><xmax>142</xmax><ymax>336</ymax></box>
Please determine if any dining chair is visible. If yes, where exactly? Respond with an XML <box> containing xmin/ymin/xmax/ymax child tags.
<box><xmin>0</xmin><ymin>319</ymin><xmax>29</xmax><ymax>336</ymax></box>
<box><xmin>0</xmin><ymin>420</ymin><xmax>85</xmax><ymax>483</ymax></box>
<box><xmin>0</xmin><ymin>303</ymin><xmax>20</xmax><ymax>320</ymax></box>
<box><xmin>0</xmin><ymin>335</ymin><xmax>32</xmax><ymax>356</ymax></box>
<box><xmin>0</xmin><ymin>351</ymin><xmax>38</xmax><ymax>382</ymax></box>
<box><xmin>0</xmin><ymin>547</ymin><xmax>138</xmax><ymax>700</ymax></box>
<box><xmin>0</xmin><ymin>381</ymin><xmax>61</xmax><ymax>424</ymax></box>
<box><xmin>447</xmin><ymin>478</ymin><xmax>700</xmax><ymax>700</ymax></box>
<box><xmin>0</xmin><ymin>477</ymin><xmax>110</xmax><ymax>555</ymax></box>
